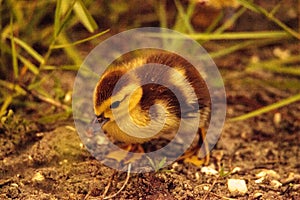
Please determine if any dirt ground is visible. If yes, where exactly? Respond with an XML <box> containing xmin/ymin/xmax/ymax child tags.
<box><xmin>1</xmin><ymin>42</ymin><xmax>299</xmax><ymax>199</ymax></box>
<box><xmin>1</xmin><ymin>2</ymin><xmax>300</xmax><ymax>200</ymax></box>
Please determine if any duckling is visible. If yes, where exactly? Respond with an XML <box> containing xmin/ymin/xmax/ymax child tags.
<box><xmin>93</xmin><ymin>50</ymin><xmax>211</xmax><ymax>164</ymax></box>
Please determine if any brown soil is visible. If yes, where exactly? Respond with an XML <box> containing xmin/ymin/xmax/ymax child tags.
<box><xmin>1</xmin><ymin>46</ymin><xmax>299</xmax><ymax>199</ymax></box>
<box><xmin>1</xmin><ymin>1</ymin><xmax>300</xmax><ymax>199</ymax></box>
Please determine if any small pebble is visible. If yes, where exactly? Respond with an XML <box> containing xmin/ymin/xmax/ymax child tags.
<box><xmin>79</xmin><ymin>143</ymin><xmax>84</xmax><ymax>149</ymax></box>
<box><xmin>11</xmin><ymin>183</ymin><xmax>19</xmax><ymax>187</ymax></box>
<box><xmin>250</xmin><ymin>55</ymin><xmax>260</xmax><ymax>63</ymax></box>
<box><xmin>273</xmin><ymin>112</ymin><xmax>281</xmax><ymax>127</ymax></box>
<box><xmin>270</xmin><ymin>180</ymin><xmax>282</xmax><ymax>190</ymax></box>
<box><xmin>59</xmin><ymin>159</ymin><xmax>68</xmax><ymax>165</ymax></box>
<box><xmin>36</xmin><ymin>132</ymin><xmax>44</xmax><ymax>137</ymax></box>
<box><xmin>227</xmin><ymin>179</ymin><xmax>248</xmax><ymax>196</ymax></box>
<box><xmin>64</xmin><ymin>91</ymin><xmax>72</xmax><ymax>103</ymax></box>
<box><xmin>201</xmin><ymin>166</ymin><xmax>218</xmax><ymax>176</ymax></box>
<box><xmin>203</xmin><ymin>185</ymin><xmax>210</xmax><ymax>191</ymax></box>
<box><xmin>253</xmin><ymin>192</ymin><xmax>263</xmax><ymax>199</ymax></box>
<box><xmin>32</xmin><ymin>172</ymin><xmax>45</xmax><ymax>182</ymax></box>
<box><xmin>231</xmin><ymin>167</ymin><xmax>242</xmax><ymax>174</ymax></box>
<box><xmin>172</xmin><ymin>162</ymin><xmax>179</xmax><ymax>169</ymax></box>
<box><xmin>273</xmin><ymin>47</ymin><xmax>290</xmax><ymax>59</ymax></box>
<box><xmin>255</xmin><ymin>177</ymin><xmax>265</xmax><ymax>184</ymax></box>
<box><xmin>195</xmin><ymin>172</ymin><xmax>200</xmax><ymax>180</ymax></box>
<box><xmin>28</xmin><ymin>155</ymin><xmax>33</xmax><ymax>161</ymax></box>
<box><xmin>256</xmin><ymin>169</ymin><xmax>280</xmax><ymax>180</ymax></box>
<box><xmin>292</xmin><ymin>184</ymin><xmax>300</xmax><ymax>190</ymax></box>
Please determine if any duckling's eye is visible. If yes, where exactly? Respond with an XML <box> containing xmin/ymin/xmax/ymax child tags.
<box><xmin>110</xmin><ymin>101</ymin><xmax>121</xmax><ymax>109</ymax></box>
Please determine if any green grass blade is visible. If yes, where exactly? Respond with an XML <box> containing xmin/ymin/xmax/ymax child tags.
<box><xmin>265</xmin><ymin>66</ymin><xmax>300</xmax><ymax>76</ymax></box>
<box><xmin>269</xmin><ymin>2</ymin><xmax>281</xmax><ymax>16</ymax></box>
<box><xmin>38</xmin><ymin>110</ymin><xmax>71</xmax><ymax>124</ymax></box>
<box><xmin>7</xmin><ymin>0</ymin><xmax>24</xmax><ymax>26</ymax></box>
<box><xmin>42</xmin><ymin>65</ymin><xmax>80</xmax><ymax>71</ymax></box>
<box><xmin>13</xmin><ymin>37</ymin><xmax>45</xmax><ymax>64</ymax></box>
<box><xmin>189</xmin><ymin>31</ymin><xmax>289</xmax><ymax>40</ymax></box>
<box><xmin>0</xmin><ymin>95</ymin><xmax>12</xmax><ymax>118</ymax></box>
<box><xmin>214</xmin><ymin>6</ymin><xmax>247</xmax><ymax>34</ymax></box>
<box><xmin>145</xmin><ymin>31</ymin><xmax>289</xmax><ymax>40</ymax></box>
<box><xmin>73</xmin><ymin>0</ymin><xmax>98</xmax><ymax>33</ymax></box>
<box><xmin>229</xmin><ymin>93</ymin><xmax>300</xmax><ymax>122</ymax></box>
<box><xmin>205</xmin><ymin>11</ymin><xmax>223</xmax><ymax>33</ymax></box>
<box><xmin>54</xmin><ymin>0</ymin><xmax>62</xmax><ymax>37</ymax></box>
<box><xmin>18</xmin><ymin>55</ymin><xmax>39</xmax><ymax>75</ymax></box>
<box><xmin>209</xmin><ymin>40</ymin><xmax>256</xmax><ymax>58</ymax></box>
<box><xmin>246</xmin><ymin>55</ymin><xmax>300</xmax><ymax>76</ymax></box>
<box><xmin>173</xmin><ymin>0</ymin><xmax>195</xmax><ymax>33</ymax></box>
<box><xmin>158</xmin><ymin>157</ymin><xmax>167</xmax><ymax>169</ymax></box>
<box><xmin>237</xmin><ymin>0</ymin><xmax>300</xmax><ymax>39</ymax></box>
<box><xmin>10</xmin><ymin>16</ymin><xmax>18</xmax><ymax>78</ymax></box>
<box><xmin>56</xmin><ymin>32</ymin><xmax>83</xmax><ymax>66</ymax></box>
<box><xmin>209</xmin><ymin>38</ymin><xmax>287</xmax><ymax>58</ymax></box>
<box><xmin>247</xmin><ymin>55</ymin><xmax>300</xmax><ymax>69</ymax></box>
<box><xmin>56</xmin><ymin>1</ymin><xmax>76</xmax><ymax>38</ymax></box>
<box><xmin>51</xmin><ymin>29</ymin><xmax>109</xmax><ymax>49</ymax></box>
<box><xmin>0</xmin><ymin>80</ymin><xmax>27</xmax><ymax>95</ymax></box>
<box><xmin>236</xmin><ymin>0</ymin><xmax>260</xmax><ymax>13</ymax></box>
<box><xmin>27</xmin><ymin>74</ymin><xmax>51</xmax><ymax>91</ymax></box>
<box><xmin>146</xmin><ymin>156</ymin><xmax>156</xmax><ymax>171</ymax></box>
<box><xmin>186</xmin><ymin>1</ymin><xmax>196</xmax><ymax>17</ymax></box>
<box><xmin>156</xmin><ymin>0</ymin><xmax>167</xmax><ymax>28</ymax></box>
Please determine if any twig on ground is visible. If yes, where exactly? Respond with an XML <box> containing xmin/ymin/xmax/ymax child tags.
<box><xmin>20</xmin><ymin>85</ymin><xmax>70</xmax><ymax>111</ymax></box>
<box><xmin>101</xmin><ymin>171</ymin><xmax>116</xmax><ymax>199</ymax></box>
<box><xmin>202</xmin><ymin>177</ymin><xmax>218</xmax><ymax>200</ymax></box>
<box><xmin>103</xmin><ymin>164</ymin><xmax>132</xmax><ymax>199</ymax></box>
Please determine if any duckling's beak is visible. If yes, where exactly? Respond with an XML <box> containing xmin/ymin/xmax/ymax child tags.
<box><xmin>85</xmin><ymin>115</ymin><xmax>109</xmax><ymax>137</ymax></box>
<box><xmin>96</xmin><ymin>114</ymin><xmax>109</xmax><ymax>127</ymax></box>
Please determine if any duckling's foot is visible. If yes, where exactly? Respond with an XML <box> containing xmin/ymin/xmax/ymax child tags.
<box><xmin>106</xmin><ymin>143</ymin><xmax>144</xmax><ymax>164</ymax></box>
<box><xmin>179</xmin><ymin>128</ymin><xmax>210</xmax><ymax>167</ymax></box>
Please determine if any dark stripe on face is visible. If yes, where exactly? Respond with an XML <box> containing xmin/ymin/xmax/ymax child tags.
<box><xmin>94</xmin><ymin>70</ymin><xmax>129</xmax><ymax>107</ymax></box>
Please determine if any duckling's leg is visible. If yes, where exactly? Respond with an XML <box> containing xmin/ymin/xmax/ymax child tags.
<box><xmin>199</xmin><ymin>127</ymin><xmax>210</xmax><ymax>165</ymax></box>
<box><xmin>179</xmin><ymin>128</ymin><xmax>210</xmax><ymax>166</ymax></box>
<box><xmin>119</xmin><ymin>143</ymin><xmax>144</xmax><ymax>153</ymax></box>
<box><xmin>106</xmin><ymin>143</ymin><xmax>144</xmax><ymax>163</ymax></box>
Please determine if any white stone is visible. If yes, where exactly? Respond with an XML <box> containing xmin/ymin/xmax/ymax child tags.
<box><xmin>231</xmin><ymin>167</ymin><xmax>242</xmax><ymax>174</ymax></box>
<box><xmin>270</xmin><ymin>180</ymin><xmax>282</xmax><ymax>189</ymax></box>
<box><xmin>273</xmin><ymin>112</ymin><xmax>281</xmax><ymax>127</ymax></box>
<box><xmin>273</xmin><ymin>47</ymin><xmax>291</xmax><ymax>59</ymax></box>
<box><xmin>201</xmin><ymin>166</ymin><xmax>218</xmax><ymax>176</ymax></box>
<box><xmin>32</xmin><ymin>172</ymin><xmax>45</xmax><ymax>182</ymax></box>
<box><xmin>195</xmin><ymin>172</ymin><xmax>200</xmax><ymax>180</ymax></box>
<box><xmin>256</xmin><ymin>169</ymin><xmax>280</xmax><ymax>180</ymax></box>
<box><xmin>253</xmin><ymin>192</ymin><xmax>263</xmax><ymax>199</ymax></box>
<box><xmin>11</xmin><ymin>183</ymin><xmax>19</xmax><ymax>187</ymax></box>
<box><xmin>254</xmin><ymin>177</ymin><xmax>265</xmax><ymax>184</ymax></box>
<box><xmin>227</xmin><ymin>179</ymin><xmax>248</xmax><ymax>196</ymax></box>
<box><xmin>203</xmin><ymin>185</ymin><xmax>210</xmax><ymax>191</ymax></box>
